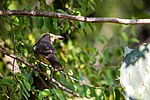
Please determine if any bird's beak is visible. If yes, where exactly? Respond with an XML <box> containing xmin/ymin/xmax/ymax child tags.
<box><xmin>55</xmin><ymin>35</ymin><xmax>64</xmax><ymax>39</ymax></box>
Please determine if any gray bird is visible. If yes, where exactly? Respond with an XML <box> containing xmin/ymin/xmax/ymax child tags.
<box><xmin>33</xmin><ymin>33</ymin><xmax>64</xmax><ymax>71</ymax></box>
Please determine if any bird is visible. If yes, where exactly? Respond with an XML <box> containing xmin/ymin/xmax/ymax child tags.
<box><xmin>33</xmin><ymin>33</ymin><xmax>64</xmax><ymax>71</ymax></box>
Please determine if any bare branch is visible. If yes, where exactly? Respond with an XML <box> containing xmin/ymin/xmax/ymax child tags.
<box><xmin>0</xmin><ymin>47</ymin><xmax>79</xmax><ymax>97</ymax></box>
<box><xmin>0</xmin><ymin>10</ymin><xmax>150</xmax><ymax>24</ymax></box>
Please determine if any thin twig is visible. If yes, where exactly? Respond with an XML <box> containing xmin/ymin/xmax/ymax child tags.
<box><xmin>0</xmin><ymin>10</ymin><xmax>150</xmax><ymax>24</ymax></box>
<box><xmin>61</xmin><ymin>71</ymin><xmax>101</xmax><ymax>89</ymax></box>
<box><xmin>52</xmin><ymin>78</ymin><xmax>79</xmax><ymax>97</ymax></box>
<box><xmin>0</xmin><ymin>47</ymin><xmax>79</xmax><ymax>97</ymax></box>
<box><xmin>0</xmin><ymin>47</ymin><xmax>37</xmax><ymax>70</ymax></box>
<box><xmin>38</xmin><ymin>75</ymin><xmax>49</xmax><ymax>88</ymax></box>
<box><xmin>36</xmin><ymin>63</ymin><xmax>101</xmax><ymax>89</ymax></box>
<box><xmin>8</xmin><ymin>19</ymin><xmax>16</xmax><ymax>72</ymax></box>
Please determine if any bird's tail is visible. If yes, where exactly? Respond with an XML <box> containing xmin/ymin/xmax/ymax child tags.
<box><xmin>47</xmin><ymin>57</ymin><xmax>63</xmax><ymax>71</ymax></box>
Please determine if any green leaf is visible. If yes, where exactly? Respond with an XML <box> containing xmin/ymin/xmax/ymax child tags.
<box><xmin>68</xmin><ymin>69</ymin><xmax>73</xmax><ymax>76</ymax></box>
<box><xmin>130</xmin><ymin>25</ymin><xmax>136</xmax><ymax>36</ymax></box>
<box><xmin>95</xmin><ymin>88</ymin><xmax>102</xmax><ymax>96</ymax></box>
<box><xmin>35</xmin><ymin>17</ymin><xmax>44</xmax><ymax>29</ymax></box>
<box><xmin>103</xmin><ymin>89</ymin><xmax>110</xmax><ymax>99</ymax></box>
<box><xmin>44</xmin><ymin>17</ymin><xmax>53</xmax><ymax>30</ymax></box>
<box><xmin>54</xmin><ymin>89</ymin><xmax>65</xmax><ymax>100</ymax></box>
<box><xmin>104</xmin><ymin>48</ymin><xmax>110</xmax><ymax>58</ymax></box>
<box><xmin>52</xmin><ymin>18</ymin><xmax>58</xmax><ymax>31</ymax></box>
<box><xmin>26</xmin><ymin>16</ymin><xmax>33</xmax><ymax>31</ymax></box>
<box><xmin>114</xmin><ymin>89</ymin><xmax>121</xmax><ymax>100</ymax></box>
<box><xmin>21</xmin><ymin>27</ymin><xmax>26</xmax><ymax>37</ymax></box>
<box><xmin>130</xmin><ymin>38</ymin><xmax>139</xmax><ymax>43</ymax></box>
<box><xmin>56</xmin><ymin>9</ymin><xmax>66</xmax><ymax>14</ymax></box>
<box><xmin>0</xmin><ymin>79</ymin><xmax>16</xmax><ymax>87</ymax></box>
<box><xmin>38</xmin><ymin>89</ymin><xmax>51</xmax><ymax>99</ymax></box>
<box><xmin>24</xmin><ymin>73</ymin><xmax>31</xmax><ymax>82</ymax></box>
<box><xmin>88</xmin><ymin>23</ymin><xmax>96</xmax><ymax>34</ymax></box>
<box><xmin>121</xmin><ymin>32</ymin><xmax>129</xmax><ymax>42</ymax></box>
<box><xmin>34</xmin><ymin>71</ymin><xmax>39</xmax><ymax>77</ymax></box>
<box><xmin>80</xmin><ymin>22</ymin><xmax>86</xmax><ymax>29</ymax></box>
<box><xmin>23</xmin><ymin>80</ymin><xmax>31</xmax><ymax>91</ymax></box>
<box><xmin>22</xmin><ymin>74</ymin><xmax>31</xmax><ymax>92</ymax></box>
<box><xmin>22</xmin><ymin>90</ymin><xmax>29</xmax><ymax>100</ymax></box>
<box><xmin>29</xmin><ymin>76</ymin><xmax>33</xmax><ymax>85</ymax></box>
<box><xmin>86</xmin><ymin>88</ymin><xmax>91</xmax><ymax>98</ymax></box>
<box><xmin>22</xmin><ymin>84</ymin><xmax>30</xmax><ymax>98</ymax></box>
<box><xmin>62</xmin><ymin>21</ymin><xmax>69</xmax><ymax>33</ymax></box>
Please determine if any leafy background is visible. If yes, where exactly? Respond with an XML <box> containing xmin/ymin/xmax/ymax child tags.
<box><xmin>0</xmin><ymin>0</ymin><xmax>150</xmax><ymax>99</ymax></box>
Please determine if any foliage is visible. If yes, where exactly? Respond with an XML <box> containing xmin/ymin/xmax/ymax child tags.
<box><xmin>0</xmin><ymin>0</ymin><xmax>149</xmax><ymax>100</ymax></box>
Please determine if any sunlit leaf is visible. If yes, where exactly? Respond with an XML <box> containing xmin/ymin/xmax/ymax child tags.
<box><xmin>60</xmin><ymin>52</ymin><xmax>68</xmax><ymax>62</ymax></box>
<box><xmin>23</xmin><ymin>80</ymin><xmax>31</xmax><ymax>91</ymax></box>
<box><xmin>28</xmin><ymin>34</ymin><xmax>35</xmax><ymax>45</ymax></box>
<box><xmin>86</xmin><ymin>88</ymin><xmax>91</xmax><ymax>98</ymax></box>
<box><xmin>95</xmin><ymin>88</ymin><xmax>102</xmax><ymax>96</ymax></box>
<box><xmin>22</xmin><ymin>83</ymin><xmax>30</xmax><ymax>98</ymax></box>
<box><xmin>68</xmin><ymin>69</ymin><xmax>73</xmax><ymax>76</ymax></box>
<box><xmin>54</xmin><ymin>89</ymin><xmax>65</xmax><ymax>100</ymax></box>
<box><xmin>38</xmin><ymin>89</ymin><xmax>50</xmax><ymax>99</ymax></box>
<box><xmin>130</xmin><ymin>38</ymin><xmax>139</xmax><ymax>43</ymax></box>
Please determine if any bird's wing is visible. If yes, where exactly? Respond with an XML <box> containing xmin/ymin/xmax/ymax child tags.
<box><xmin>33</xmin><ymin>41</ymin><xmax>56</xmax><ymax>54</ymax></box>
<box><xmin>33</xmin><ymin>40</ymin><xmax>63</xmax><ymax>71</ymax></box>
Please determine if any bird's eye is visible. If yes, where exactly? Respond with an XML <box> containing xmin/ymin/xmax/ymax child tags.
<box><xmin>50</xmin><ymin>36</ymin><xmax>54</xmax><ymax>38</ymax></box>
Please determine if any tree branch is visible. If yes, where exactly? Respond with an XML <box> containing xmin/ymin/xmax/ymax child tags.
<box><xmin>0</xmin><ymin>10</ymin><xmax>150</xmax><ymax>25</ymax></box>
<box><xmin>51</xmin><ymin>78</ymin><xmax>79</xmax><ymax>96</ymax></box>
<box><xmin>0</xmin><ymin>47</ymin><xmax>79</xmax><ymax>97</ymax></box>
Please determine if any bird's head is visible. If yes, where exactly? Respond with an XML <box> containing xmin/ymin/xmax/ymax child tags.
<box><xmin>49</xmin><ymin>33</ymin><xmax>64</xmax><ymax>43</ymax></box>
<box><xmin>40</xmin><ymin>33</ymin><xmax>64</xmax><ymax>44</ymax></box>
